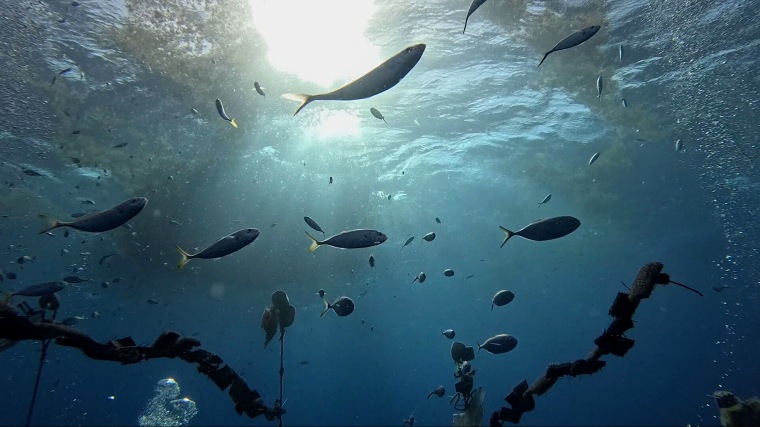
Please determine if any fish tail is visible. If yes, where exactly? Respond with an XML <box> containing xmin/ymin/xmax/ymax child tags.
<box><xmin>491</xmin><ymin>303</ymin><xmax>494</xmax><ymax>311</ymax></box>
<box><xmin>305</xmin><ymin>231</ymin><xmax>321</xmax><ymax>252</ymax></box>
<box><xmin>320</xmin><ymin>298</ymin><xmax>330</xmax><ymax>317</ymax></box>
<box><xmin>176</xmin><ymin>245</ymin><xmax>192</xmax><ymax>269</ymax></box>
<box><xmin>499</xmin><ymin>226</ymin><xmax>514</xmax><ymax>248</ymax></box>
<box><xmin>537</xmin><ymin>52</ymin><xmax>549</xmax><ymax>68</ymax></box>
<box><xmin>230</xmin><ymin>118</ymin><xmax>238</xmax><ymax>128</ymax></box>
<box><xmin>38</xmin><ymin>215</ymin><xmax>61</xmax><ymax>234</ymax></box>
<box><xmin>463</xmin><ymin>19</ymin><xmax>468</xmax><ymax>34</ymax></box>
<box><xmin>282</xmin><ymin>93</ymin><xmax>313</xmax><ymax>116</ymax></box>
<box><xmin>477</xmin><ymin>341</ymin><xmax>481</xmax><ymax>353</ymax></box>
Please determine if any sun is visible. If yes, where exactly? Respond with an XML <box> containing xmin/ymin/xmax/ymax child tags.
<box><xmin>250</xmin><ymin>0</ymin><xmax>380</xmax><ymax>88</ymax></box>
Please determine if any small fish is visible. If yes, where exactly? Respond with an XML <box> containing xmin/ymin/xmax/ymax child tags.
<box><xmin>499</xmin><ymin>216</ymin><xmax>581</xmax><ymax>247</ymax></box>
<box><xmin>298</xmin><ymin>360</ymin><xmax>309</xmax><ymax>366</ymax></box>
<box><xmin>146</xmin><ymin>299</ymin><xmax>159</xmax><ymax>305</ymax></box>
<box><xmin>317</xmin><ymin>289</ymin><xmax>326</xmax><ymax>298</ymax></box>
<box><xmin>191</xmin><ymin>108</ymin><xmax>199</xmax><ymax>115</ymax></box>
<box><xmin>675</xmin><ymin>139</ymin><xmax>684</xmax><ymax>152</ymax></box>
<box><xmin>422</xmin><ymin>232</ymin><xmax>436</xmax><ymax>242</ymax></box>
<box><xmin>443</xmin><ymin>269</ymin><xmax>455</xmax><ymax>277</ymax></box>
<box><xmin>712</xmin><ymin>285</ymin><xmax>732</xmax><ymax>293</ymax></box>
<box><xmin>22</xmin><ymin>169</ymin><xmax>42</xmax><ymax>176</ymax></box>
<box><xmin>403</xmin><ymin>415</ymin><xmax>415</xmax><ymax>426</ymax></box>
<box><xmin>622</xmin><ymin>98</ymin><xmax>628</xmax><ymax>108</ymax></box>
<box><xmin>412</xmin><ymin>272</ymin><xmax>426</xmax><ymax>284</ymax></box>
<box><xmin>369</xmin><ymin>255</ymin><xmax>375</xmax><ymax>268</ymax></box>
<box><xmin>435</xmin><ymin>217</ymin><xmax>441</xmax><ymax>224</ymax></box>
<box><xmin>63</xmin><ymin>275</ymin><xmax>90</xmax><ymax>284</ymax></box>
<box><xmin>478</xmin><ymin>334</ymin><xmax>518</xmax><ymax>354</ymax></box>
<box><xmin>81</xmin><ymin>199</ymin><xmax>95</xmax><ymax>205</ymax></box>
<box><xmin>588</xmin><ymin>152</ymin><xmax>600</xmax><ymax>166</ymax></box>
<box><xmin>619</xmin><ymin>44</ymin><xmax>624</xmax><ymax>62</ymax></box>
<box><xmin>463</xmin><ymin>0</ymin><xmax>487</xmax><ymax>34</ymax></box>
<box><xmin>170</xmin><ymin>220</ymin><xmax>181</xmax><ymax>226</ymax></box>
<box><xmin>61</xmin><ymin>316</ymin><xmax>85</xmax><ymax>326</ymax></box>
<box><xmin>306</xmin><ymin>229</ymin><xmax>387</xmax><ymax>252</ymax></box>
<box><xmin>538</xmin><ymin>25</ymin><xmax>601</xmax><ymax>67</ymax></box>
<box><xmin>112</xmin><ymin>142</ymin><xmax>128</xmax><ymax>148</ymax></box>
<box><xmin>370</xmin><ymin>107</ymin><xmax>387</xmax><ymax>123</ymax></box>
<box><xmin>283</xmin><ymin>44</ymin><xmax>426</xmax><ymax>115</ymax></box>
<box><xmin>491</xmin><ymin>290</ymin><xmax>515</xmax><ymax>310</ymax></box>
<box><xmin>402</xmin><ymin>236</ymin><xmax>414</xmax><ymax>250</ymax></box>
<box><xmin>254</xmin><ymin>82</ymin><xmax>265</xmax><ymax>96</ymax></box>
<box><xmin>39</xmin><ymin>197</ymin><xmax>148</xmax><ymax>234</ymax></box>
<box><xmin>100</xmin><ymin>281</ymin><xmax>110</xmax><ymax>288</ymax></box>
<box><xmin>321</xmin><ymin>296</ymin><xmax>355</xmax><ymax>317</ymax></box>
<box><xmin>17</xmin><ymin>255</ymin><xmax>35</xmax><ymax>264</ymax></box>
<box><xmin>72</xmin><ymin>130</ymin><xmax>81</xmax><ymax>135</ymax></box>
<box><xmin>329</xmin><ymin>176</ymin><xmax>333</xmax><ymax>185</ymax></box>
<box><xmin>538</xmin><ymin>194</ymin><xmax>552</xmax><ymax>207</ymax></box>
<box><xmin>441</xmin><ymin>329</ymin><xmax>455</xmax><ymax>339</ymax></box>
<box><xmin>10</xmin><ymin>281</ymin><xmax>65</xmax><ymax>297</ymax></box>
<box><xmin>215</xmin><ymin>99</ymin><xmax>238</xmax><ymax>128</ymax></box>
<box><xmin>596</xmin><ymin>76</ymin><xmax>603</xmax><ymax>100</ymax></box>
<box><xmin>465</xmin><ymin>274</ymin><xmax>474</xmax><ymax>280</ymax></box>
<box><xmin>427</xmin><ymin>386</ymin><xmax>445</xmax><ymax>399</ymax></box>
<box><xmin>387</xmin><ymin>194</ymin><xmax>392</xmax><ymax>200</ymax></box>
<box><xmin>303</xmin><ymin>216</ymin><xmax>325</xmax><ymax>236</ymax></box>
<box><xmin>176</xmin><ymin>228</ymin><xmax>260</xmax><ymax>268</ymax></box>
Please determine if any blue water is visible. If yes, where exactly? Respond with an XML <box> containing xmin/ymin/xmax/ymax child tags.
<box><xmin>1</xmin><ymin>0</ymin><xmax>759</xmax><ymax>425</ymax></box>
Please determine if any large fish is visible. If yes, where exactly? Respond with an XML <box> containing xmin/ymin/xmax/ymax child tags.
<box><xmin>176</xmin><ymin>228</ymin><xmax>259</xmax><ymax>268</ymax></box>
<box><xmin>491</xmin><ymin>290</ymin><xmax>515</xmax><ymax>310</ymax></box>
<box><xmin>305</xmin><ymin>229</ymin><xmax>387</xmax><ymax>252</ymax></box>
<box><xmin>499</xmin><ymin>216</ymin><xmax>580</xmax><ymax>247</ymax></box>
<box><xmin>215</xmin><ymin>99</ymin><xmax>238</xmax><ymax>128</ymax></box>
<box><xmin>10</xmin><ymin>281</ymin><xmax>66</xmax><ymax>297</ymax></box>
<box><xmin>39</xmin><ymin>197</ymin><xmax>147</xmax><ymax>234</ymax></box>
<box><xmin>538</xmin><ymin>25</ymin><xmax>601</xmax><ymax>67</ymax></box>
<box><xmin>283</xmin><ymin>44</ymin><xmax>426</xmax><ymax>115</ymax></box>
<box><xmin>463</xmin><ymin>0</ymin><xmax>487</xmax><ymax>34</ymax></box>
<box><xmin>478</xmin><ymin>334</ymin><xmax>517</xmax><ymax>354</ymax></box>
<box><xmin>321</xmin><ymin>296</ymin><xmax>355</xmax><ymax>317</ymax></box>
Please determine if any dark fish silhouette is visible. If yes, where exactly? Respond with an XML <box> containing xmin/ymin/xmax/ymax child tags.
<box><xmin>284</xmin><ymin>44</ymin><xmax>426</xmax><ymax>115</ymax></box>
<box><xmin>413</xmin><ymin>272</ymin><xmax>426</xmax><ymax>284</ymax></box>
<box><xmin>254</xmin><ymin>82</ymin><xmax>265</xmax><ymax>96</ymax></box>
<box><xmin>176</xmin><ymin>228</ymin><xmax>259</xmax><ymax>268</ymax></box>
<box><xmin>428</xmin><ymin>386</ymin><xmax>445</xmax><ymax>398</ymax></box>
<box><xmin>402</xmin><ymin>236</ymin><xmax>414</xmax><ymax>250</ymax></box>
<box><xmin>499</xmin><ymin>216</ymin><xmax>580</xmax><ymax>247</ymax></box>
<box><xmin>215</xmin><ymin>99</ymin><xmax>237</xmax><ymax>128</ymax></box>
<box><xmin>370</xmin><ymin>107</ymin><xmax>387</xmax><ymax>123</ymax></box>
<box><xmin>422</xmin><ymin>232</ymin><xmax>436</xmax><ymax>242</ymax></box>
<box><xmin>491</xmin><ymin>290</ymin><xmax>515</xmax><ymax>310</ymax></box>
<box><xmin>435</xmin><ymin>217</ymin><xmax>441</xmax><ymax>224</ymax></box>
<box><xmin>63</xmin><ymin>275</ymin><xmax>90</xmax><ymax>284</ymax></box>
<box><xmin>478</xmin><ymin>334</ymin><xmax>517</xmax><ymax>354</ymax></box>
<box><xmin>369</xmin><ymin>255</ymin><xmax>375</xmax><ymax>267</ymax></box>
<box><xmin>441</xmin><ymin>329</ymin><xmax>455</xmax><ymax>339</ymax></box>
<box><xmin>463</xmin><ymin>0</ymin><xmax>487</xmax><ymax>34</ymax></box>
<box><xmin>306</xmin><ymin>229</ymin><xmax>386</xmax><ymax>252</ymax></box>
<box><xmin>10</xmin><ymin>281</ymin><xmax>65</xmax><ymax>297</ymax></box>
<box><xmin>304</xmin><ymin>216</ymin><xmax>325</xmax><ymax>236</ymax></box>
<box><xmin>538</xmin><ymin>25</ymin><xmax>601</xmax><ymax>67</ymax></box>
<box><xmin>443</xmin><ymin>269</ymin><xmax>455</xmax><ymax>277</ymax></box>
<box><xmin>321</xmin><ymin>296</ymin><xmax>354</xmax><ymax>317</ymax></box>
<box><xmin>39</xmin><ymin>197</ymin><xmax>147</xmax><ymax>234</ymax></box>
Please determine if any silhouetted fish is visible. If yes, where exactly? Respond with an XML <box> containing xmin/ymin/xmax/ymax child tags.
<box><xmin>441</xmin><ymin>329</ymin><xmax>455</xmax><ymax>339</ymax></box>
<box><xmin>478</xmin><ymin>334</ymin><xmax>517</xmax><ymax>354</ymax></box>
<box><xmin>10</xmin><ymin>281</ymin><xmax>65</xmax><ymax>297</ymax></box>
<box><xmin>463</xmin><ymin>0</ymin><xmax>487</xmax><ymax>34</ymax></box>
<box><xmin>215</xmin><ymin>99</ymin><xmax>237</xmax><ymax>128</ymax></box>
<box><xmin>321</xmin><ymin>296</ymin><xmax>354</xmax><ymax>317</ymax></box>
<box><xmin>370</xmin><ymin>107</ymin><xmax>387</xmax><ymax>123</ymax></box>
<box><xmin>422</xmin><ymin>232</ymin><xmax>436</xmax><ymax>242</ymax></box>
<box><xmin>491</xmin><ymin>290</ymin><xmax>515</xmax><ymax>310</ymax></box>
<box><xmin>39</xmin><ymin>197</ymin><xmax>147</xmax><ymax>234</ymax></box>
<box><xmin>176</xmin><ymin>228</ymin><xmax>259</xmax><ymax>268</ymax></box>
<box><xmin>428</xmin><ymin>386</ymin><xmax>445</xmax><ymax>398</ymax></box>
<box><xmin>499</xmin><ymin>216</ymin><xmax>581</xmax><ymax>247</ymax></box>
<box><xmin>305</xmin><ymin>229</ymin><xmax>386</xmax><ymax>252</ymax></box>
<box><xmin>304</xmin><ymin>216</ymin><xmax>325</xmax><ymax>236</ymax></box>
<box><xmin>538</xmin><ymin>25</ymin><xmax>601</xmax><ymax>67</ymax></box>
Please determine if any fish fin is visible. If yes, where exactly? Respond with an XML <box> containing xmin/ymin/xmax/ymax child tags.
<box><xmin>477</xmin><ymin>341</ymin><xmax>481</xmax><ymax>353</ymax></box>
<box><xmin>38</xmin><ymin>215</ymin><xmax>61</xmax><ymax>234</ymax></box>
<box><xmin>537</xmin><ymin>52</ymin><xmax>550</xmax><ymax>67</ymax></box>
<box><xmin>491</xmin><ymin>303</ymin><xmax>494</xmax><ymax>311</ymax></box>
<box><xmin>282</xmin><ymin>93</ymin><xmax>313</xmax><ymax>116</ymax></box>
<box><xmin>176</xmin><ymin>245</ymin><xmax>192</xmax><ymax>269</ymax></box>
<box><xmin>463</xmin><ymin>19</ymin><xmax>468</xmax><ymax>34</ymax></box>
<box><xmin>230</xmin><ymin>118</ymin><xmax>238</xmax><ymax>128</ymax></box>
<box><xmin>305</xmin><ymin>231</ymin><xmax>320</xmax><ymax>252</ymax></box>
<box><xmin>499</xmin><ymin>226</ymin><xmax>514</xmax><ymax>248</ymax></box>
<box><xmin>320</xmin><ymin>298</ymin><xmax>331</xmax><ymax>317</ymax></box>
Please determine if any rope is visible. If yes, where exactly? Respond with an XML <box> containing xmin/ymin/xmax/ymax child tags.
<box><xmin>278</xmin><ymin>329</ymin><xmax>285</xmax><ymax>427</ymax></box>
<box><xmin>25</xmin><ymin>309</ymin><xmax>56</xmax><ymax>427</ymax></box>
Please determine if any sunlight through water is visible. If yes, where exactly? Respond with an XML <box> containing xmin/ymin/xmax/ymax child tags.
<box><xmin>250</xmin><ymin>0</ymin><xmax>380</xmax><ymax>88</ymax></box>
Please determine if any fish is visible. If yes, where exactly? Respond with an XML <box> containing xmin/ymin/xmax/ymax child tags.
<box><xmin>403</xmin><ymin>415</ymin><xmax>415</xmax><ymax>426</ymax></box>
<box><xmin>588</xmin><ymin>152</ymin><xmax>600</xmax><ymax>166</ymax></box>
<box><xmin>176</xmin><ymin>228</ymin><xmax>260</xmax><ymax>268</ymax></box>
<box><xmin>538</xmin><ymin>194</ymin><xmax>552</xmax><ymax>207</ymax></box>
<box><xmin>441</xmin><ymin>329</ymin><xmax>455</xmax><ymax>339</ymax></box>
<box><xmin>478</xmin><ymin>334</ymin><xmax>518</xmax><ymax>354</ymax></box>
<box><xmin>22</xmin><ymin>169</ymin><xmax>42</xmax><ymax>176</ymax></box>
<box><xmin>622</xmin><ymin>98</ymin><xmax>628</xmax><ymax>108</ymax></box>
<box><xmin>191</xmin><ymin>108</ymin><xmax>199</xmax><ymax>115</ymax></box>
<box><xmin>39</xmin><ymin>197</ymin><xmax>147</xmax><ymax>234</ymax></box>
<box><xmin>215</xmin><ymin>99</ymin><xmax>238</xmax><ymax>128</ymax></box>
<box><xmin>146</xmin><ymin>298</ymin><xmax>159</xmax><ymax>305</ymax></box>
<box><xmin>306</xmin><ymin>229</ymin><xmax>386</xmax><ymax>252</ymax></box>
<box><xmin>619</xmin><ymin>44</ymin><xmax>624</xmax><ymax>62</ymax></box>
<box><xmin>466</xmin><ymin>274</ymin><xmax>474</xmax><ymax>280</ymax></box>
<box><xmin>81</xmin><ymin>199</ymin><xmax>95</xmax><ymax>205</ymax></box>
<box><xmin>9</xmin><ymin>281</ymin><xmax>66</xmax><ymax>297</ymax></box>
<box><xmin>491</xmin><ymin>290</ymin><xmax>515</xmax><ymax>310</ymax></box>
<box><xmin>61</xmin><ymin>316</ymin><xmax>85</xmax><ymax>326</ymax></box>
<box><xmin>675</xmin><ymin>139</ymin><xmax>684</xmax><ymax>152</ymax></box>
<box><xmin>463</xmin><ymin>0</ymin><xmax>487</xmax><ymax>34</ymax></box>
<box><xmin>435</xmin><ymin>217</ymin><xmax>441</xmax><ymax>224</ymax></box>
<box><xmin>412</xmin><ymin>272</ymin><xmax>426</xmax><ymax>284</ymax></box>
<box><xmin>402</xmin><ymin>236</ymin><xmax>414</xmax><ymax>250</ymax></box>
<box><xmin>17</xmin><ymin>255</ymin><xmax>35</xmax><ymax>264</ymax></box>
<box><xmin>596</xmin><ymin>76</ymin><xmax>603</xmax><ymax>100</ymax></box>
<box><xmin>369</xmin><ymin>255</ymin><xmax>375</xmax><ymax>267</ymax></box>
<box><xmin>370</xmin><ymin>107</ymin><xmax>387</xmax><ymax>123</ymax></box>
<box><xmin>428</xmin><ymin>386</ymin><xmax>445</xmax><ymax>399</ymax></box>
<box><xmin>303</xmin><ymin>216</ymin><xmax>325</xmax><ymax>236</ymax></box>
<box><xmin>422</xmin><ymin>232</ymin><xmax>436</xmax><ymax>242</ymax></box>
<box><xmin>98</xmin><ymin>254</ymin><xmax>116</xmax><ymax>265</ymax></box>
<box><xmin>254</xmin><ymin>82</ymin><xmax>265</xmax><ymax>96</ymax></box>
<box><xmin>112</xmin><ymin>142</ymin><xmax>128</xmax><ymax>148</ymax></box>
<box><xmin>317</xmin><ymin>289</ymin><xmax>326</xmax><ymax>298</ymax></box>
<box><xmin>283</xmin><ymin>44</ymin><xmax>426</xmax><ymax>115</ymax></box>
<box><xmin>63</xmin><ymin>275</ymin><xmax>90</xmax><ymax>284</ymax></box>
<box><xmin>329</xmin><ymin>176</ymin><xmax>333</xmax><ymax>184</ymax></box>
<box><xmin>443</xmin><ymin>269</ymin><xmax>455</xmax><ymax>277</ymax></box>
<box><xmin>712</xmin><ymin>285</ymin><xmax>732</xmax><ymax>293</ymax></box>
<box><xmin>321</xmin><ymin>296</ymin><xmax>355</xmax><ymax>317</ymax></box>
<box><xmin>537</xmin><ymin>25</ymin><xmax>601</xmax><ymax>67</ymax></box>
<box><xmin>298</xmin><ymin>360</ymin><xmax>309</xmax><ymax>366</ymax></box>
<box><xmin>387</xmin><ymin>194</ymin><xmax>392</xmax><ymax>200</ymax></box>
<box><xmin>499</xmin><ymin>216</ymin><xmax>581</xmax><ymax>247</ymax></box>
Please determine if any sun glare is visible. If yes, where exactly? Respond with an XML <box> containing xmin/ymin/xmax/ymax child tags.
<box><xmin>250</xmin><ymin>0</ymin><xmax>380</xmax><ymax>88</ymax></box>
<box><xmin>314</xmin><ymin>111</ymin><xmax>362</xmax><ymax>140</ymax></box>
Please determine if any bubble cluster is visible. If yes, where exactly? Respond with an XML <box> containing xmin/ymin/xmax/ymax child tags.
<box><xmin>138</xmin><ymin>378</ymin><xmax>198</xmax><ymax>427</ymax></box>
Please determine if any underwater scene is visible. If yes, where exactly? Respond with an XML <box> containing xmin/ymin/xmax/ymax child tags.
<box><xmin>1</xmin><ymin>0</ymin><xmax>759</xmax><ymax>426</ymax></box>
